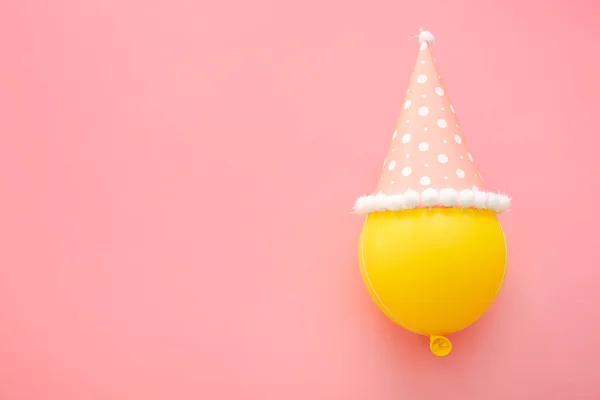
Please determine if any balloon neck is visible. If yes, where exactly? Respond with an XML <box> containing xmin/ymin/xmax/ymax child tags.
<box><xmin>429</xmin><ymin>335</ymin><xmax>452</xmax><ymax>357</ymax></box>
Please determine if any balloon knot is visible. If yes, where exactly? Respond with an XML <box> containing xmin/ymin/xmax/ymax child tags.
<box><xmin>430</xmin><ymin>335</ymin><xmax>452</xmax><ymax>357</ymax></box>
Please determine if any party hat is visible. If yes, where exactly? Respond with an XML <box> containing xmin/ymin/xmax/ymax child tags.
<box><xmin>354</xmin><ymin>30</ymin><xmax>510</xmax><ymax>214</ymax></box>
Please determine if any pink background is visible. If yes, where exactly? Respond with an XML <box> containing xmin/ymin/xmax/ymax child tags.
<box><xmin>1</xmin><ymin>0</ymin><xmax>599</xmax><ymax>398</ymax></box>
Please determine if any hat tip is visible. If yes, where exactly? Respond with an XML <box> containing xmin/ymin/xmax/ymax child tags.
<box><xmin>417</xmin><ymin>29</ymin><xmax>435</xmax><ymax>45</ymax></box>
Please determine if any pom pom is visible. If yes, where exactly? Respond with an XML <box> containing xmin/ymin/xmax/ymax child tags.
<box><xmin>418</xmin><ymin>30</ymin><xmax>435</xmax><ymax>45</ymax></box>
<box><xmin>474</xmin><ymin>191</ymin><xmax>488</xmax><ymax>209</ymax></box>
<box><xmin>353</xmin><ymin>196</ymin><xmax>372</xmax><ymax>214</ymax></box>
<box><xmin>373</xmin><ymin>193</ymin><xmax>388</xmax><ymax>212</ymax></box>
<box><xmin>496</xmin><ymin>195</ymin><xmax>511</xmax><ymax>213</ymax></box>
<box><xmin>487</xmin><ymin>193</ymin><xmax>502</xmax><ymax>212</ymax></box>
<box><xmin>457</xmin><ymin>189</ymin><xmax>475</xmax><ymax>208</ymax></box>
<box><xmin>388</xmin><ymin>194</ymin><xmax>405</xmax><ymax>211</ymax></box>
<box><xmin>403</xmin><ymin>190</ymin><xmax>420</xmax><ymax>208</ymax></box>
<box><xmin>421</xmin><ymin>188</ymin><xmax>439</xmax><ymax>207</ymax></box>
<box><xmin>439</xmin><ymin>188</ymin><xmax>458</xmax><ymax>207</ymax></box>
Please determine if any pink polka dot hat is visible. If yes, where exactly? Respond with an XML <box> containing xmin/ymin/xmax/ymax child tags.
<box><xmin>354</xmin><ymin>30</ymin><xmax>511</xmax><ymax>214</ymax></box>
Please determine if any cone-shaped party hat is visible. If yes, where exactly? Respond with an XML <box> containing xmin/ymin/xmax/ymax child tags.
<box><xmin>355</xmin><ymin>30</ymin><xmax>510</xmax><ymax>214</ymax></box>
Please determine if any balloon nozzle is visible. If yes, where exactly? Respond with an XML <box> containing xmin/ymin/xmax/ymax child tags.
<box><xmin>430</xmin><ymin>335</ymin><xmax>452</xmax><ymax>357</ymax></box>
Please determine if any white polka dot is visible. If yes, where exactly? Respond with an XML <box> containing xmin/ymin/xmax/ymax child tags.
<box><xmin>406</xmin><ymin>119</ymin><xmax>410</xmax><ymax>123</ymax></box>
<box><xmin>418</xmin><ymin>142</ymin><xmax>429</xmax><ymax>151</ymax></box>
<box><xmin>450</xmin><ymin>104</ymin><xmax>455</xmax><ymax>113</ymax></box>
<box><xmin>442</xmin><ymin>139</ymin><xmax>447</xmax><ymax>143</ymax></box>
<box><xmin>456</xmin><ymin>168</ymin><xmax>465</xmax><ymax>178</ymax></box>
<box><xmin>404</xmin><ymin>100</ymin><xmax>412</xmax><ymax>109</ymax></box>
<box><xmin>454</xmin><ymin>134</ymin><xmax>462</xmax><ymax>144</ymax></box>
<box><xmin>388</xmin><ymin>160</ymin><xmax>396</xmax><ymax>170</ymax></box>
<box><xmin>424</xmin><ymin>127</ymin><xmax>428</xmax><ymax>131</ymax></box>
<box><xmin>424</xmin><ymin>163</ymin><xmax>428</xmax><ymax>167</ymax></box>
<box><xmin>421</xmin><ymin>60</ymin><xmax>425</xmax><ymax>64</ymax></box>
<box><xmin>421</xmin><ymin>94</ymin><xmax>426</xmax><ymax>98</ymax></box>
<box><xmin>468</xmin><ymin>152</ymin><xmax>473</xmax><ymax>162</ymax></box>
<box><xmin>437</xmin><ymin>119</ymin><xmax>447</xmax><ymax>128</ymax></box>
<box><xmin>392</xmin><ymin>131</ymin><xmax>397</xmax><ymax>139</ymax></box>
<box><xmin>444</xmin><ymin>176</ymin><xmax>448</xmax><ymax>180</ymax></box>
<box><xmin>455</xmin><ymin>123</ymin><xmax>459</xmax><ymax>128</ymax></box>
<box><xmin>418</xmin><ymin>106</ymin><xmax>429</xmax><ymax>116</ymax></box>
<box><xmin>440</xmin><ymin>107</ymin><xmax>444</xmax><ymax>111</ymax></box>
<box><xmin>405</xmin><ymin>154</ymin><xmax>410</xmax><ymax>158</ymax></box>
<box><xmin>402</xmin><ymin>133</ymin><xmax>411</xmax><ymax>143</ymax></box>
<box><xmin>420</xmin><ymin>176</ymin><xmax>431</xmax><ymax>186</ymax></box>
<box><xmin>402</xmin><ymin>166</ymin><xmax>412</xmax><ymax>176</ymax></box>
<box><xmin>460</xmin><ymin>155</ymin><xmax>464</xmax><ymax>159</ymax></box>
<box><xmin>391</xmin><ymin>148</ymin><xmax>395</xmax><ymax>152</ymax></box>
<box><xmin>417</xmin><ymin>74</ymin><xmax>427</xmax><ymax>83</ymax></box>
<box><xmin>438</xmin><ymin>154</ymin><xmax>448</xmax><ymax>163</ymax></box>
<box><xmin>435</xmin><ymin>87</ymin><xmax>444</xmax><ymax>96</ymax></box>
<box><xmin>420</xmin><ymin>42</ymin><xmax>427</xmax><ymax>51</ymax></box>
<box><xmin>391</xmin><ymin>180</ymin><xmax>394</xmax><ymax>185</ymax></box>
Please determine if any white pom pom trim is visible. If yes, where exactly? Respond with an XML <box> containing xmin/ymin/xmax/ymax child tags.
<box><xmin>421</xmin><ymin>188</ymin><xmax>439</xmax><ymax>207</ymax></box>
<box><xmin>403</xmin><ymin>189</ymin><xmax>420</xmax><ymax>208</ymax></box>
<box><xmin>439</xmin><ymin>188</ymin><xmax>458</xmax><ymax>207</ymax></box>
<box><xmin>474</xmin><ymin>191</ymin><xmax>488</xmax><ymax>209</ymax></box>
<box><xmin>457</xmin><ymin>189</ymin><xmax>475</xmax><ymax>208</ymax></box>
<box><xmin>353</xmin><ymin>189</ymin><xmax>511</xmax><ymax>215</ymax></box>
<box><xmin>388</xmin><ymin>194</ymin><xmax>405</xmax><ymax>211</ymax></box>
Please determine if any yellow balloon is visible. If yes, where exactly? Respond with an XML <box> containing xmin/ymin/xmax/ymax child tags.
<box><xmin>359</xmin><ymin>208</ymin><xmax>507</xmax><ymax>356</ymax></box>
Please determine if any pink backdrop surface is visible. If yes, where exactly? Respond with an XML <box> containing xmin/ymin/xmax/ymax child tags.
<box><xmin>1</xmin><ymin>0</ymin><xmax>599</xmax><ymax>399</ymax></box>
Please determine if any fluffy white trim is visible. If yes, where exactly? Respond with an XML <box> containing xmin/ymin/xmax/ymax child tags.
<box><xmin>421</xmin><ymin>188</ymin><xmax>439</xmax><ymax>207</ymax></box>
<box><xmin>354</xmin><ymin>188</ymin><xmax>511</xmax><ymax>215</ymax></box>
